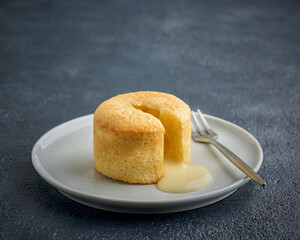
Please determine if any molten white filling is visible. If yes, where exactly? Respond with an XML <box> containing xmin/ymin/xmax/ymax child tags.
<box><xmin>157</xmin><ymin>158</ymin><xmax>213</xmax><ymax>193</ymax></box>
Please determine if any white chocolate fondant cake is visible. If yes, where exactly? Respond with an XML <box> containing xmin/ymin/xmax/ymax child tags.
<box><xmin>93</xmin><ymin>91</ymin><xmax>191</xmax><ymax>184</ymax></box>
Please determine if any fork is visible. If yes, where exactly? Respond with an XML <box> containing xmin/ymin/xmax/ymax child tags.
<box><xmin>191</xmin><ymin>109</ymin><xmax>266</xmax><ymax>187</ymax></box>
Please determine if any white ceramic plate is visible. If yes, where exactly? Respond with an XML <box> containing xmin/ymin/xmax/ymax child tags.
<box><xmin>32</xmin><ymin>114</ymin><xmax>263</xmax><ymax>214</ymax></box>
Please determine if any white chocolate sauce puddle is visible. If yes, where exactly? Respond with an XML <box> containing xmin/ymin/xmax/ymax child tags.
<box><xmin>157</xmin><ymin>158</ymin><xmax>213</xmax><ymax>193</ymax></box>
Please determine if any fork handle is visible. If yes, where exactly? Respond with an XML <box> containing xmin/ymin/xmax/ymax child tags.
<box><xmin>209</xmin><ymin>139</ymin><xmax>266</xmax><ymax>186</ymax></box>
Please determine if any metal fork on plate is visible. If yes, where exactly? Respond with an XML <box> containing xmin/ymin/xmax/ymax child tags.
<box><xmin>191</xmin><ymin>109</ymin><xmax>266</xmax><ymax>187</ymax></box>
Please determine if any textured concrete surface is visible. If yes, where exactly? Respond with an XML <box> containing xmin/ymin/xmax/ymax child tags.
<box><xmin>0</xmin><ymin>0</ymin><xmax>299</xmax><ymax>239</ymax></box>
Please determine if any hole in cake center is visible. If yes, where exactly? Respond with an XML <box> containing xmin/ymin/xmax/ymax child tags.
<box><xmin>133</xmin><ymin>105</ymin><xmax>160</xmax><ymax>119</ymax></box>
<box><xmin>133</xmin><ymin>105</ymin><xmax>170</xmax><ymax>156</ymax></box>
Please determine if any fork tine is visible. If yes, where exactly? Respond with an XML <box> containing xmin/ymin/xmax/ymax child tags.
<box><xmin>191</xmin><ymin>111</ymin><xmax>206</xmax><ymax>135</ymax></box>
<box><xmin>197</xmin><ymin>109</ymin><xmax>214</xmax><ymax>134</ymax></box>
<box><xmin>191</xmin><ymin>118</ymin><xmax>197</xmax><ymax>132</ymax></box>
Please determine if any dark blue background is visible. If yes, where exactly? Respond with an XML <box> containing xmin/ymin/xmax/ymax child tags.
<box><xmin>1</xmin><ymin>0</ymin><xmax>299</xmax><ymax>239</ymax></box>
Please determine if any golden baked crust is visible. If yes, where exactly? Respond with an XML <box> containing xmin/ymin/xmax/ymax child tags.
<box><xmin>94</xmin><ymin>91</ymin><xmax>191</xmax><ymax>184</ymax></box>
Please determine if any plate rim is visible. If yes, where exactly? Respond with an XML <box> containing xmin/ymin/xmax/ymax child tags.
<box><xmin>32</xmin><ymin>114</ymin><xmax>263</xmax><ymax>205</ymax></box>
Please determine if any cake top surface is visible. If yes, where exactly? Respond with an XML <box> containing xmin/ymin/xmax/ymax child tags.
<box><xmin>94</xmin><ymin>91</ymin><xmax>191</xmax><ymax>133</ymax></box>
